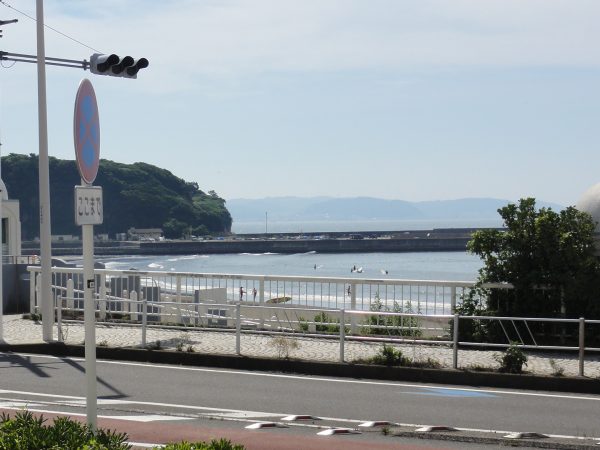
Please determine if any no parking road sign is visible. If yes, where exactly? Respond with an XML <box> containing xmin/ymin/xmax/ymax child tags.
<box><xmin>74</xmin><ymin>78</ymin><xmax>100</xmax><ymax>185</ymax></box>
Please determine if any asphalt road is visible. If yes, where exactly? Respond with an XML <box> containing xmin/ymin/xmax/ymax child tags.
<box><xmin>0</xmin><ymin>351</ymin><xmax>599</xmax><ymax>448</ymax></box>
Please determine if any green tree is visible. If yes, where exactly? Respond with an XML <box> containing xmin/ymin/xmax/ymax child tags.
<box><xmin>466</xmin><ymin>198</ymin><xmax>600</xmax><ymax>319</ymax></box>
<box><xmin>163</xmin><ymin>218</ymin><xmax>189</xmax><ymax>239</ymax></box>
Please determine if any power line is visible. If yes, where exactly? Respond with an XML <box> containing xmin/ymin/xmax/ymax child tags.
<box><xmin>0</xmin><ymin>0</ymin><xmax>101</xmax><ymax>53</ymax></box>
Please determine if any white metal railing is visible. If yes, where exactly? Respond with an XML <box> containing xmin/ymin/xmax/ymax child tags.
<box><xmin>32</xmin><ymin>265</ymin><xmax>600</xmax><ymax>376</ymax></box>
<box><xmin>29</xmin><ymin>266</ymin><xmax>484</xmax><ymax>318</ymax></box>
<box><xmin>50</xmin><ymin>293</ymin><xmax>600</xmax><ymax>377</ymax></box>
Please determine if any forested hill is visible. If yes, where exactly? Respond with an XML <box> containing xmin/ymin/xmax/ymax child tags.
<box><xmin>2</xmin><ymin>153</ymin><xmax>232</xmax><ymax>240</ymax></box>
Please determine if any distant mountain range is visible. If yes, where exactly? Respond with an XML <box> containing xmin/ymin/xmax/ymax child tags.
<box><xmin>227</xmin><ymin>196</ymin><xmax>565</xmax><ymax>222</ymax></box>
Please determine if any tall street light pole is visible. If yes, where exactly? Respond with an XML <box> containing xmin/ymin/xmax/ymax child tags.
<box><xmin>36</xmin><ymin>0</ymin><xmax>53</xmax><ymax>342</ymax></box>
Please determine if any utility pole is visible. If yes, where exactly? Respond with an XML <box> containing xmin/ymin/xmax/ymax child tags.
<box><xmin>36</xmin><ymin>0</ymin><xmax>53</xmax><ymax>342</ymax></box>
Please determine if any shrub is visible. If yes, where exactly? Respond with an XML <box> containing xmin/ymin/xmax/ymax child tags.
<box><xmin>297</xmin><ymin>316</ymin><xmax>309</xmax><ymax>332</ymax></box>
<box><xmin>0</xmin><ymin>411</ymin><xmax>130</xmax><ymax>449</ymax></box>
<box><xmin>314</xmin><ymin>312</ymin><xmax>340</xmax><ymax>333</ymax></box>
<box><xmin>162</xmin><ymin>438</ymin><xmax>245</xmax><ymax>450</ymax></box>
<box><xmin>495</xmin><ymin>342</ymin><xmax>528</xmax><ymax>374</ymax></box>
<box><xmin>146</xmin><ymin>340</ymin><xmax>161</xmax><ymax>351</ymax></box>
<box><xmin>366</xmin><ymin>295</ymin><xmax>422</xmax><ymax>337</ymax></box>
<box><xmin>268</xmin><ymin>336</ymin><xmax>300</xmax><ymax>359</ymax></box>
<box><xmin>549</xmin><ymin>359</ymin><xmax>565</xmax><ymax>377</ymax></box>
<box><xmin>371</xmin><ymin>344</ymin><xmax>409</xmax><ymax>366</ymax></box>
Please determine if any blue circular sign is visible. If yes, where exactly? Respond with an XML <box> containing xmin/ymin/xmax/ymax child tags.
<box><xmin>74</xmin><ymin>79</ymin><xmax>100</xmax><ymax>185</ymax></box>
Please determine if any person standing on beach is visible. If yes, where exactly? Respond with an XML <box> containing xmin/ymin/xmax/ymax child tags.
<box><xmin>239</xmin><ymin>286</ymin><xmax>245</xmax><ymax>300</ymax></box>
<box><xmin>252</xmin><ymin>287</ymin><xmax>257</xmax><ymax>301</ymax></box>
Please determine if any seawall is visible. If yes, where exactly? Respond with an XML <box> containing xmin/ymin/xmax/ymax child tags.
<box><xmin>21</xmin><ymin>228</ymin><xmax>488</xmax><ymax>256</ymax></box>
<box><xmin>138</xmin><ymin>236</ymin><xmax>470</xmax><ymax>255</ymax></box>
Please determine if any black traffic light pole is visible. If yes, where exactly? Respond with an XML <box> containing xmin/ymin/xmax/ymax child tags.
<box><xmin>0</xmin><ymin>51</ymin><xmax>89</xmax><ymax>69</ymax></box>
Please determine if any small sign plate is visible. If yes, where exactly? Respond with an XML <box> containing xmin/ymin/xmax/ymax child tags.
<box><xmin>75</xmin><ymin>185</ymin><xmax>103</xmax><ymax>225</ymax></box>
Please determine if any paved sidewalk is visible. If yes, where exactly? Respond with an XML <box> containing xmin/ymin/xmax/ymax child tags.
<box><xmin>2</xmin><ymin>315</ymin><xmax>600</xmax><ymax>378</ymax></box>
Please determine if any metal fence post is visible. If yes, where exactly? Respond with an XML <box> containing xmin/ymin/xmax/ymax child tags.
<box><xmin>350</xmin><ymin>283</ymin><xmax>357</xmax><ymax>334</ymax></box>
<box><xmin>340</xmin><ymin>308</ymin><xmax>345</xmax><ymax>363</ymax></box>
<box><xmin>99</xmin><ymin>274</ymin><xmax>106</xmax><ymax>321</ymax></box>
<box><xmin>579</xmin><ymin>317</ymin><xmax>585</xmax><ymax>377</ymax></box>
<box><xmin>66</xmin><ymin>278</ymin><xmax>74</xmax><ymax>313</ymax></box>
<box><xmin>450</xmin><ymin>286</ymin><xmax>457</xmax><ymax>312</ymax></box>
<box><xmin>176</xmin><ymin>275</ymin><xmax>182</xmax><ymax>304</ymax></box>
<box><xmin>259</xmin><ymin>277</ymin><xmax>265</xmax><ymax>330</ymax></box>
<box><xmin>453</xmin><ymin>314</ymin><xmax>459</xmax><ymax>369</ymax></box>
<box><xmin>141</xmin><ymin>298</ymin><xmax>147</xmax><ymax>348</ymax></box>
<box><xmin>32</xmin><ymin>273</ymin><xmax>41</xmax><ymax>314</ymax></box>
<box><xmin>56</xmin><ymin>296</ymin><xmax>62</xmax><ymax>342</ymax></box>
<box><xmin>129</xmin><ymin>291</ymin><xmax>138</xmax><ymax>321</ymax></box>
<box><xmin>236</xmin><ymin>303</ymin><xmax>241</xmax><ymax>355</ymax></box>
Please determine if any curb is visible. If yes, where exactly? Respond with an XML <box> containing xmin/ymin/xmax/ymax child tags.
<box><xmin>2</xmin><ymin>342</ymin><xmax>599</xmax><ymax>394</ymax></box>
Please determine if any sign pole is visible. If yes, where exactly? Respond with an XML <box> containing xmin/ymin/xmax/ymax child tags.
<box><xmin>82</xmin><ymin>196</ymin><xmax>97</xmax><ymax>429</ymax></box>
<box><xmin>74</xmin><ymin>78</ymin><xmax>102</xmax><ymax>429</ymax></box>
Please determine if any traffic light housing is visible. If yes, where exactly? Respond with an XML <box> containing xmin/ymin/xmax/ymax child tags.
<box><xmin>89</xmin><ymin>53</ymin><xmax>149</xmax><ymax>79</ymax></box>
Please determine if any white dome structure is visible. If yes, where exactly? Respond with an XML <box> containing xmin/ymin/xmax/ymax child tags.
<box><xmin>0</xmin><ymin>179</ymin><xmax>7</xmax><ymax>201</ymax></box>
<box><xmin>577</xmin><ymin>183</ymin><xmax>600</xmax><ymax>256</ymax></box>
<box><xmin>577</xmin><ymin>182</ymin><xmax>600</xmax><ymax>233</ymax></box>
<box><xmin>0</xmin><ymin>177</ymin><xmax>21</xmax><ymax>257</ymax></box>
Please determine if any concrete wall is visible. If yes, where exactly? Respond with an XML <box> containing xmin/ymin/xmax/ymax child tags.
<box><xmin>2</xmin><ymin>264</ymin><xmax>30</xmax><ymax>314</ymax></box>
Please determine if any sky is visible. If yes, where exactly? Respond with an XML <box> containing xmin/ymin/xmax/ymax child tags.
<box><xmin>0</xmin><ymin>0</ymin><xmax>599</xmax><ymax>206</ymax></box>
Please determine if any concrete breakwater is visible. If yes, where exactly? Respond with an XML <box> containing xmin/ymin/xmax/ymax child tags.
<box><xmin>139</xmin><ymin>235</ymin><xmax>471</xmax><ymax>255</ymax></box>
<box><xmin>21</xmin><ymin>228</ymin><xmax>479</xmax><ymax>256</ymax></box>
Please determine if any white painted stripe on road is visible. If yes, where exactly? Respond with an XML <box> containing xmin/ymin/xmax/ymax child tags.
<box><xmin>102</xmin><ymin>414</ymin><xmax>192</xmax><ymax>422</ymax></box>
<box><xmin>0</xmin><ymin>389</ymin><xmax>286</xmax><ymax>420</ymax></box>
<box><xmin>209</xmin><ymin>411</ymin><xmax>279</xmax><ymax>419</ymax></box>
<box><xmin>0</xmin><ymin>401</ymin><xmax>43</xmax><ymax>408</ymax></box>
<box><xmin>128</xmin><ymin>443</ymin><xmax>162</xmax><ymax>449</ymax></box>
<box><xmin>57</xmin><ymin>399</ymin><xmax>134</xmax><ymax>406</ymax></box>
<box><xmin>0</xmin><ymin>388</ymin><xmax>81</xmax><ymax>400</ymax></box>
<box><xmin>0</xmin><ymin>403</ymin><xmax>192</xmax><ymax>422</ymax></box>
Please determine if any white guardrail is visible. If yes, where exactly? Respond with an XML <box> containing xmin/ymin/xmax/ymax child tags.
<box><xmin>27</xmin><ymin>266</ymin><xmax>600</xmax><ymax>375</ymax></box>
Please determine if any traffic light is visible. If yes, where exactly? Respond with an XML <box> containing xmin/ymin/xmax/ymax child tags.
<box><xmin>89</xmin><ymin>53</ymin><xmax>149</xmax><ymax>79</ymax></box>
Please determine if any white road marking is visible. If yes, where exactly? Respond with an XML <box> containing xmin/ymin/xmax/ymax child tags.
<box><xmin>0</xmin><ymin>404</ymin><xmax>191</xmax><ymax>422</ymax></box>
<box><xmin>0</xmin><ymin>401</ymin><xmax>43</xmax><ymax>408</ymax></box>
<box><xmin>102</xmin><ymin>414</ymin><xmax>191</xmax><ymax>422</ymax></box>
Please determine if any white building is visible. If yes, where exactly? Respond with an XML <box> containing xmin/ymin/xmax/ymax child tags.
<box><xmin>0</xmin><ymin>179</ymin><xmax>21</xmax><ymax>259</ymax></box>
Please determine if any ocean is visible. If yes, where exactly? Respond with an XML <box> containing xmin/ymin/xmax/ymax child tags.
<box><xmin>93</xmin><ymin>219</ymin><xmax>497</xmax><ymax>281</ymax></box>
<box><xmin>231</xmin><ymin>218</ymin><xmax>503</xmax><ymax>234</ymax></box>
<box><xmin>100</xmin><ymin>250</ymin><xmax>483</xmax><ymax>282</ymax></box>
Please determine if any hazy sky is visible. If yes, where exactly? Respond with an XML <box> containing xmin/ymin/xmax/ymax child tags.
<box><xmin>0</xmin><ymin>0</ymin><xmax>598</xmax><ymax>205</ymax></box>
